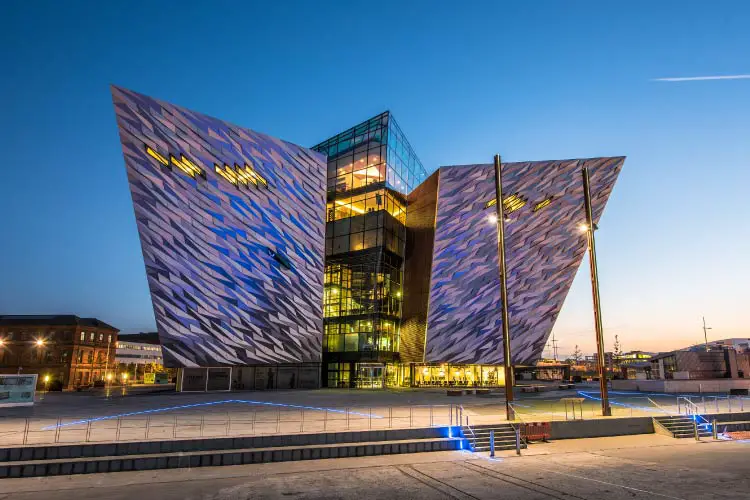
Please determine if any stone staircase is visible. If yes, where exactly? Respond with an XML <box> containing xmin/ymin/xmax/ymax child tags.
<box><xmin>461</xmin><ymin>423</ymin><xmax>525</xmax><ymax>452</ymax></box>
<box><xmin>654</xmin><ymin>415</ymin><xmax>712</xmax><ymax>439</ymax></box>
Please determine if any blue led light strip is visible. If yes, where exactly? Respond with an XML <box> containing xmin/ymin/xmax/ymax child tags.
<box><xmin>41</xmin><ymin>399</ymin><xmax>383</xmax><ymax>430</ymax></box>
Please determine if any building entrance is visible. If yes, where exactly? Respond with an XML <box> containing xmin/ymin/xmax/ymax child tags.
<box><xmin>356</xmin><ymin>363</ymin><xmax>384</xmax><ymax>388</ymax></box>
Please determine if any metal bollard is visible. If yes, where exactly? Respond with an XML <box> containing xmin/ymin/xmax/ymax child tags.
<box><xmin>712</xmin><ymin>419</ymin><xmax>717</xmax><ymax>440</ymax></box>
<box><xmin>515</xmin><ymin>426</ymin><xmax>521</xmax><ymax>455</ymax></box>
<box><xmin>450</xmin><ymin>405</ymin><xmax>453</xmax><ymax>427</ymax></box>
<box><xmin>490</xmin><ymin>429</ymin><xmax>495</xmax><ymax>457</ymax></box>
<box><xmin>694</xmin><ymin>419</ymin><xmax>699</xmax><ymax>441</ymax></box>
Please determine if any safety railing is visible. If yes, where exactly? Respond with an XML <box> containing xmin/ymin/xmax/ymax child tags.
<box><xmin>0</xmin><ymin>404</ymin><xmax>457</xmax><ymax>446</ymax></box>
<box><xmin>460</xmin><ymin>405</ymin><xmax>476</xmax><ymax>450</ymax></box>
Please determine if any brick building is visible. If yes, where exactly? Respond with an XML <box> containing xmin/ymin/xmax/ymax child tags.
<box><xmin>0</xmin><ymin>315</ymin><xmax>119</xmax><ymax>390</ymax></box>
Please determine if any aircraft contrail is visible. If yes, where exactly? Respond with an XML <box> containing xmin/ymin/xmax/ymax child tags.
<box><xmin>653</xmin><ymin>75</ymin><xmax>750</xmax><ymax>82</ymax></box>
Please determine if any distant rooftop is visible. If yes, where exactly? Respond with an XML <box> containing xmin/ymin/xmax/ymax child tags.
<box><xmin>118</xmin><ymin>331</ymin><xmax>160</xmax><ymax>345</ymax></box>
<box><xmin>0</xmin><ymin>315</ymin><xmax>118</xmax><ymax>331</ymax></box>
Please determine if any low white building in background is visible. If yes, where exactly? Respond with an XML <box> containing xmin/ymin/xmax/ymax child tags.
<box><xmin>115</xmin><ymin>332</ymin><xmax>163</xmax><ymax>366</ymax></box>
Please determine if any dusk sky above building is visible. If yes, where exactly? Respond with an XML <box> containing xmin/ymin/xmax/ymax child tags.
<box><xmin>1</xmin><ymin>1</ymin><xmax>748</xmax><ymax>357</ymax></box>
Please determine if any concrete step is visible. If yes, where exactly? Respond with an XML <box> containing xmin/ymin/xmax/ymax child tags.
<box><xmin>0</xmin><ymin>437</ymin><xmax>464</xmax><ymax>478</ymax></box>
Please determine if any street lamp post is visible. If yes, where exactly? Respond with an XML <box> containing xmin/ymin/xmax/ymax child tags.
<box><xmin>493</xmin><ymin>154</ymin><xmax>515</xmax><ymax>421</ymax></box>
<box><xmin>103</xmin><ymin>335</ymin><xmax>111</xmax><ymax>387</ymax></box>
<box><xmin>581</xmin><ymin>166</ymin><xmax>611</xmax><ymax>416</ymax></box>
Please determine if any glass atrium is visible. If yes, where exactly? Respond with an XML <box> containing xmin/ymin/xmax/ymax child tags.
<box><xmin>313</xmin><ymin>112</ymin><xmax>427</xmax><ymax>388</ymax></box>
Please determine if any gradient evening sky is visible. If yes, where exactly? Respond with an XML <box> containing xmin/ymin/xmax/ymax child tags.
<box><xmin>1</xmin><ymin>1</ymin><xmax>748</xmax><ymax>357</ymax></box>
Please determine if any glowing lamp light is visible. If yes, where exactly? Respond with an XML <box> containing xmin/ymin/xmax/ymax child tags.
<box><xmin>0</xmin><ymin>339</ymin><xmax>5</xmax><ymax>347</ymax></box>
<box><xmin>488</xmin><ymin>214</ymin><xmax>498</xmax><ymax>224</ymax></box>
<box><xmin>106</xmin><ymin>373</ymin><xmax>113</xmax><ymax>381</ymax></box>
<box><xmin>44</xmin><ymin>375</ymin><xmax>50</xmax><ymax>383</ymax></box>
<box><xmin>35</xmin><ymin>339</ymin><xmax>45</xmax><ymax>347</ymax></box>
<box><xmin>422</xmin><ymin>367</ymin><xmax>429</xmax><ymax>375</ymax></box>
<box><xmin>578</xmin><ymin>223</ymin><xmax>589</xmax><ymax>233</ymax></box>
<box><xmin>122</xmin><ymin>373</ymin><xmax>128</xmax><ymax>380</ymax></box>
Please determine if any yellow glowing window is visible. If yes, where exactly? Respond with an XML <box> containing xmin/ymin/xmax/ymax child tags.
<box><xmin>484</xmin><ymin>194</ymin><xmax>527</xmax><ymax>214</ymax></box>
<box><xmin>215</xmin><ymin>164</ymin><xmax>238</xmax><ymax>185</ymax></box>
<box><xmin>242</xmin><ymin>163</ymin><xmax>268</xmax><ymax>187</ymax></box>
<box><xmin>145</xmin><ymin>146</ymin><xmax>168</xmax><ymax>166</ymax></box>
<box><xmin>179</xmin><ymin>155</ymin><xmax>204</xmax><ymax>177</ymax></box>
<box><xmin>533</xmin><ymin>196</ymin><xmax>553</xmax><ymax>212</ymax></box>
<box><xmin>170</xmin><ymin>155</ymin><xmax>203</xmax><ymax>178</ymax></box>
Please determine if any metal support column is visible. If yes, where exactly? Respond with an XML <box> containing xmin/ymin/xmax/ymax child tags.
<box><xmin>582</xmin><ymin>166</ymin><xmax>611</xmax><ymax>416</ymax></box>
<box><xmin>494</xmin><ymin>154</ymin><xmax>515</xmax><ymax>421</ymax></box>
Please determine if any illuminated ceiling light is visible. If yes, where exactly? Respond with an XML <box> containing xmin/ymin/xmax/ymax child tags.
<box><xmin>145</xmin><ymin>146</ymin><xmax>168</xmax><ymax>165</ymax></box>
<box><xmin>533</xmin><ymin>197</ymin><xmax>553</xmax><ymax>212</ymax></box>
<box><xmin>335</xmin><ymin>199</ymin><xmax>365</xmax><ymax>214</ymax></box>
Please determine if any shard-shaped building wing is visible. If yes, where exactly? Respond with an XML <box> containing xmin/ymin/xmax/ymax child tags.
<box><xmin>402</xmin><ymin>157</ymin><xmax>625</xmax><ymax>365</ymax></box>
<box><xmin>112</xmin><ymin>86</ymin><xmax>326</xmax><ymax>367</ymax></box>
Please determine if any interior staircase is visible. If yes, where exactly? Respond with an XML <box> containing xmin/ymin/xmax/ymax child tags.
<box><xmin>461</xmin><ymin>423</ymin><xmax>526</xmax><ymax>452</ymax></box>
<box><xmin>653</xmin><ymin>415</ymin><xmax>712</xmax><ymax>438</ymax></box>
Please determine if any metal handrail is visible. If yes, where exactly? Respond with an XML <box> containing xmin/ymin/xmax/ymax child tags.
<box><xmin>646</xmin><ymin>397</ymin><xmax>673</xmax><ymax>415</ymax></box>
<box><xmin>0</xmin><ymin>404</ymin><xmax>460</xmax><ymax>446</ymax></box>
<box><xmin>460</xmin><ymin>405</ymin><xmax>476</xmax><ymax>450</ymax></box>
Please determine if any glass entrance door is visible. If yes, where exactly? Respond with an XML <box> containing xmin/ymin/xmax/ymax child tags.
<box><xmin>356</xmin><ymin>363</ymin><xmax>384</xmax><ymax>389</ymax></box>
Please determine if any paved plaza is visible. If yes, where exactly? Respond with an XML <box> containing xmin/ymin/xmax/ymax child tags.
<box><xmin>1</xmin><ymin>384</ymin><xmax>748</xmax><ymax>446</ymax></box>
<box><xmin>0</xmin><ymin>435</ymin><xmax>748</xmax><ymax>499</ymax></box>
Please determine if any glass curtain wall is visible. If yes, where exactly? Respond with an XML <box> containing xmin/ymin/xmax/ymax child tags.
<box><xmin>313</xmin><ymin>112</ymin><xmax>426</xmax><ymax>388</ymax></box>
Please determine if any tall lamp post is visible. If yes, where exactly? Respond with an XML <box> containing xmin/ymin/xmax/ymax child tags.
<box><xmin>581</xmin><ymin>166</ymin><xmax>611</xmax><ymax>416</ymax></box>
<box><xmin>493</xmin><ymin>154</ymin><xmax>515</xmax><ymax>421</ymax></box>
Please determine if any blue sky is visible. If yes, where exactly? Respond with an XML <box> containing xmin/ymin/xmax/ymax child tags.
<box><xmin>1</xmin><ymin>1</ymin><xmax>748</xmax><ymax>356</ymax></box>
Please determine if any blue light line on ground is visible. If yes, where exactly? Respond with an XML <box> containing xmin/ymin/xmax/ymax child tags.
<box><xmin>576</xmin><ymin>391</ymin><xmax>672</xmax><ymax>414</ymax></box>
<box><xmin>40</xmin><ymin>399</ymin><xmax>383</xmax><ymax>430</ymax></box>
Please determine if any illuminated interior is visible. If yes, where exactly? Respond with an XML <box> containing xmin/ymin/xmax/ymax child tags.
<box><xmin>412</xmin><ymin>364</ymin><xmax>507</xmax><ymax>387</ymax></box>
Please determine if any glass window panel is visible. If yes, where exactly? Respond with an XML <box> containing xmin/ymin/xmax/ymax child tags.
<box><xmin>333</xmin><ymin>236</ymin><xmax>348</xmax><ymax>254</ymax></box>
<box><xmin>349</xmin><ymin>232</ymin><xmax>363</xmax><ymax>252</ymax></box>
<box><xmin>335</xmin><ymin>174</ymin><xmax>350</xmax><ymax>192</ymax></box>
<box><xmin>352</xmin><ymin>168</ymin><xmax>367</xmax><ymax>190</ymax></box>
<box><xmin>337</xmin><ymin>156</ymin><xmax>354</xmax><ymax>174</ymax></box>
<box><xmin>334</xmin><ymin>218</ymin><xmax>351</xmax><ymax>236</ymax></box>
<box><xmin>363</xmin><ymin>230</ymin><xmax>377</xmax><ymax>249</ymax></box>
<box><xmin>345</xmin><ymin>334</ymin><xmax>358</xmax><ymax>351</ymax></box>
<box><xmin>365</xmin><ymin>212</ymin><xmax>379</xmax><ymax>231</ymax></box>
<box><xmin>350</xmin><ymin>214</ymin><xmax>365</xmax><ymax>233</ymax></box>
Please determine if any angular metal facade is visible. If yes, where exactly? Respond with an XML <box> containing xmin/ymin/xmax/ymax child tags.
<box><xmin>113</xmin><ymin>87</ymin><xmax>326</xmax><ymax>367</ymax></box>
<box><xmin>403</xmin><ymin>157</ymin><xmax>625</xmax><ymax>366</ymax></box>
